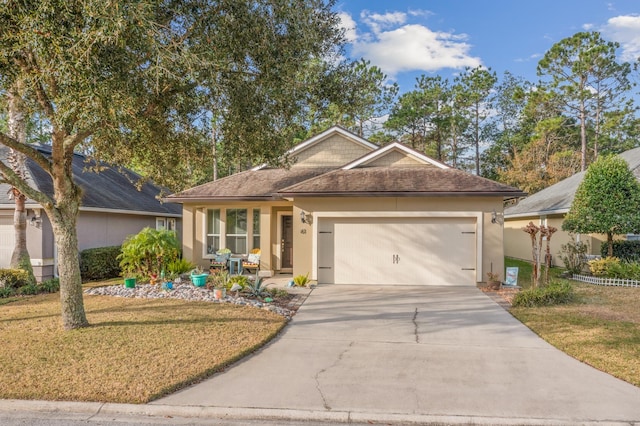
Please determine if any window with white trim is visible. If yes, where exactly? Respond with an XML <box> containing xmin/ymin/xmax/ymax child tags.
<box><xmin>226</xmin><ymin>208</ymin><xmax>247</xmax><ymax>254</ymax></box>
<box><xmin>252</xmin><ymin>208</ymin><xmax>260</xmax><ymax>250</ymax></box>
<box><xmin>157</xmin><ymin>217</ymin><xmax>177</xmax><ymax>232</ymax></box>
<box><xmin>206</xmin><ymin>209</ymin><xmax>221</xmax><ymax>255</ymax></box>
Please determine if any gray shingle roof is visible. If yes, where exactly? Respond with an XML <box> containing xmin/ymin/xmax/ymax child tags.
<box><xmin>505</xmin><ymin>147</ymin><xmax>640</xmax><ymax>218</ymax></box>
<box><xmin>0</xmin><ymin>145</ymin><xmax>181</xmax><ymax>215</ymax></box>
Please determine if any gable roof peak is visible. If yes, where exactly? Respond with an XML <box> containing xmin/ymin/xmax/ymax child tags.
<box><xmin>342</xmin><ymin>141</ymin><xmax>450</xmax><ymax>170</ymax></box>
<box><xmin>251</xmin><ymin>126</ymin><xmax>378</xmax><ymax>171</ymax></box>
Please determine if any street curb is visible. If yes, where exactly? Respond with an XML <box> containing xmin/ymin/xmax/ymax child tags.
<box><xmin>1</xmin><ymin>399</ymin><xmax>638</xmax><ymax>425</ymax></box>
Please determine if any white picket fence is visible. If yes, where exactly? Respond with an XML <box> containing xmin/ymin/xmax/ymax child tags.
<box><xmin>572</xmin><ymin>274</ymin><xmax>640</xmax><ymax>288</ymax></box>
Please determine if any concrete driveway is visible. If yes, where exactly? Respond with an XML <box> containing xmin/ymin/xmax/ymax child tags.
<box><xmin>154</xmin><ymin>285</ymin><xmax>640</xmax><ymax>424</ymax></box>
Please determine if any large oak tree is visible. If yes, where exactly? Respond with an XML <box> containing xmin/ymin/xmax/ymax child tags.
<box><xmin>0</xmin><ymin>0</ymin><xmax>345</xmax><ymax>329</ymax></box>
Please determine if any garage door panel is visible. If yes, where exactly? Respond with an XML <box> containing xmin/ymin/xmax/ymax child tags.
<box><xmin>318</xmin><ymin>217</ymin><xmax>476</xmax><ymax>286</ymax></box>
<box><xmin>334</xmin><ymin>222</ymin><xmax>393</xmax><ymax>284</ymax></box>
<box><xmin>398</xmin><ymin>220</ymin><xmax>475</xmax><ymax>285</ymax></box>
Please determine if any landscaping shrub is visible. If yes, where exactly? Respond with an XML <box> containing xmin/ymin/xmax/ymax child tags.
<box><xmin>38</xmin><ymin>278</ymin><xmax>60</xmax><ymax>293</ymax></box>
<box><xmin>0</xmin><ymin>268</ymin><xmax>31</xmax><ymax>290</ymax></box>
<box><xmin>559</xmin><ymin>238</ymin><xmax>589</xmax><ymax>275</ymax></box>
<box><xmin>588</xmin><ymin>257</ymin><xmax>640</xmax><ymax>280</ymax></box>
<box><xmin>588</xmin><ymin>257</ymin><xmax>621</xmax><ymax>277</ymax></box>
<box><xmin>0</xmin><ymin>287</ymin><xmax>15</xmax><ymax>298</ymax></box>
<box><xmin>119</xmin><ymin>228</ymin><xmax>181</xmax><ymax>277</ymax></box>
<box><xmin>512</xmin><ymin>280</ymin><xmax>575</xmax><ymax>307</ymax></box>
<box><xmin>80</xmin><ymin>246</ymin><xmax>122</xmax><ymax>281</ymax></box>
<box><xmin>293</xmin><ymin>273</ymin><xmax>310</xmax><ymax>287</ymax></box>
<box><xmin>206</xmin><ymin>270</ymin><xmax>229</xmax><ymax>290</ymax></box>
<box><xmin>166</xmin><ymin>258</ymin><xmax>196</xmax><ymax>275</ymax></box>
<box><xmin>601</xmin><ymin>240</ymin><xmax>640</xmax><ymax>262</ymax></box>
<box><xmin>227</xmin><ymin>274</ymin><xmax>249</xmax><ymax>290</ymax></box>
<box><xmin>17</xmin><ymin>283</ymin><xmax>39</xmax><ymax>296</ymax></box>
<box><xmin>611</xmin><ymin>262</ymin><xmax>640</xmax><ymax>280</ymax></box>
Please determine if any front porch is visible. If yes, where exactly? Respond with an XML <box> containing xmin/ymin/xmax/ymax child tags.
<box><xmin>181</xmin><ymin>202</ymin><xmax>295</xmax><ymax>277</ymax></box>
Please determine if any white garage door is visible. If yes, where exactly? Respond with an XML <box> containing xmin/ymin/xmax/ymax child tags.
<box><xmin>0</xmin><ymin>216</ymin><xmax>15</xmax><ymax>268</ymax></box>
<box><xmin>317</xmin><ymin>217</ymin><xmax>476</xmax><ymax>285</ymax></box>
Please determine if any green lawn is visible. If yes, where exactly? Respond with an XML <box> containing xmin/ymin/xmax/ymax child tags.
<box><xmin>510</xmin><ymin>280</ymin><xmax>640</xmax><ymax>388</ymax></box>
<box><xmin>0</xmin><ymin>283</ymin><xmax>286</xmax><ymax>403</ymax></box>
<box><xmin>505</xmin><ymin>257</ymin><xmax>565</xmax><ymax>289</ymax></box>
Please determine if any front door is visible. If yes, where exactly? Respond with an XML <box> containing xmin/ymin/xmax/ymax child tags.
<box><xmin>280</xmin><ymin>214</ymin><xmax>293</xmax><ymax>271</ymax></box>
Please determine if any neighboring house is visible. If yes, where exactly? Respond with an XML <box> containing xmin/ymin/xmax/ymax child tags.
<box><xmin>504</xmin><ymin>147</ymin><xmax>640</xmax><ymax>266</ymax></box>
<box><xmin>167</xmin><ymin>126</ymin><xmax>524</xmax><ymax>286</ymax></box>
<box><xmin>0</xmin><ymin>145</ymin><xmax>182</xmax><ymax>281</ymax></box>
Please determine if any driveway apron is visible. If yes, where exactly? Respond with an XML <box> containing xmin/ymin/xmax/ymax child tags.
<box><xmin>154</xmin><ymin>285</ymin><xmax>640</xmax><ymax>423</ymax></box>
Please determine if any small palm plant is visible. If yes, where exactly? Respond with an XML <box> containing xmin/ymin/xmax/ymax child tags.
<box><xmin>293</xmin><ymin>273</ymin><xmax>310</xmax><ymax>287</ymax></box>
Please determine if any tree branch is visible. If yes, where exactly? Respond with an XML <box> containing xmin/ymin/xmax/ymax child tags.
<box><xmin>0</xmin><ymin>159</ymin><xmax>54</xmax><ymax>208</ymax></box>
<box><xmin>0</xmin><ymin>133</ymin><xmax>53</xmax><ymax>173</ymax></box>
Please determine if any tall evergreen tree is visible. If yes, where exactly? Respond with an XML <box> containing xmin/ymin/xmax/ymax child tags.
<box><xmin>537</xmin><ymin>31</ymin><xmax>635</xmax><ymax>171</ymax></box>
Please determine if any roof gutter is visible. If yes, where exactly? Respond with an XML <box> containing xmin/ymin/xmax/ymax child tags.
<box><xmin>504</xmin><ymin>208</ymin><xmax>569</xmax><ymax>219</ymax></box>
<box><xmin>277</xmin><ymin>191</ymin><xmax>527</xmax><ymax>198</ymax></box>
<box><xmin>164</xmin><ymin>196</ymin><xmax>279</xmax><ymax>204</ymax></box>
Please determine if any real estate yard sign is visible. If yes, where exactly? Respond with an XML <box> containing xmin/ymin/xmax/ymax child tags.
<box><xmin>505</xmin><ymin>267</ymin><xmax>518</xmax><ymax>286</ymax></box>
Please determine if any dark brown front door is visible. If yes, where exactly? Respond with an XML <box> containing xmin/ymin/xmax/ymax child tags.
<box><xmin>281</xmin><ymin>215</ymin><xmax>293</xmax><ymax>270</ymax></box>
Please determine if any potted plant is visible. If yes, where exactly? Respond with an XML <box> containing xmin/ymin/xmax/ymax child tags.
<box><xmin>486</xmin><ymin>272</ymin><xmax>501</xmax><ymax>290</ymax></box>
<box><xmin>123</xmin><ymin>276</ymin><xmax>137</xmax><ymax>288</ymax></box>
<box><xmin>190</xmin><ymin>266</ymin><xmax>208</xmax><ymax>287</ymax></box>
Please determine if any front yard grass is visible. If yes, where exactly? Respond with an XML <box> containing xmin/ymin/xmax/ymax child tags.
<box><xmin>0</xmin><ymin>286</ymin><xmax>286</xmax><ymax>403</ymax></box>
<box><xmin>510</xmin><ymin>281</ymin><xmax>640</xmax><ymax>387</ymax></box>
<box><xmin>504</xmin><ymin>257</ymin><xmax>565</xmax><ymax>289</ymax></box>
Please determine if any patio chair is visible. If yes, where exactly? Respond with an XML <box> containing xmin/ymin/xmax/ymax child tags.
<box><xmin>209</xmin><ymin>251</ymin><xmax>231</xmax><ymax>272</ymax></box>
<box><xmin>242</xmin><ymin>248</ymin><xmax>261</xmax><ymax>274</ymax></box>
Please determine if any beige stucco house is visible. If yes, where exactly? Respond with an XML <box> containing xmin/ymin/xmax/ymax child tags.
<box><xmin>168</xmin><ymin>126</ymin><xmax>524</xmax><ymax>286</ymax></box>
<box><xmin>0</xmin><ymin>146</ymin><xmax>181</xmax><ymax>281</ymax></box>
<box><xmin>504</xmin><ymin>147</ymin><xmax>640</xmax><ymax>266</ymax></box>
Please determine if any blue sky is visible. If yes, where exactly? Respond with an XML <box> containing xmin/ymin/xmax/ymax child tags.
<box><xmin>334</xmin><ymin>0</ymin><xmax>640</xmax><ymax>94</ymax></box>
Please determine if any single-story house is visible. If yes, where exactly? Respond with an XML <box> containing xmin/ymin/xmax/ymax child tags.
<box><xmin>504</xmin><ymin>146</ymin><xmax>640</xmax><ymax>266</ymax></box>
<box><xmin>0</xmin><ymin>145</ymin><xmax>182</xmax><ymax>280</ymax></box>
<box><xmin>167</xmin><ymin>126</ymin><xmax>524</xmax><ymax>286</ymax></box>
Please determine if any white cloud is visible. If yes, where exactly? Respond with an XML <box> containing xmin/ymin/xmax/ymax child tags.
<box><xmin>351</xmin><ymin>24</ymin><xmax>481</xmax><ymax>77</ymax></box>
<box><xmin>582</xmin><ymin>23</ymin><xmax>594</xmax><ymax>30</ymax></box>
<box><xmin>408</xmin><ymin>9</ymin><xmax>433</xmax><ymax>18</ymax></box>
<box><xmin>361</xmin><ymin>10</ymin><xmax>407</xmax><ymax>34</ymax></box>
<box><xmin>601</xmin><ymin>15</ymin><xmax>640</xmax><ymax>62</ymax></box>
<box><xmin>337</xmin><ymin>12</ymin><xmax>358</xmax><ymax>43</ymax></box>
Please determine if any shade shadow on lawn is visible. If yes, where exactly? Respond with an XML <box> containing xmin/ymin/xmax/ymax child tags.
<box><xmin>0</xmin><ymin>293</ymin><xmax>287</xmax><ymax>403</ymax></box>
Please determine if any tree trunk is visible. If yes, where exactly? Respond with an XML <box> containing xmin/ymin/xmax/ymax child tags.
<box><xmin>580</xmin><ymin>77</ymin><xmax>588</xmax><ymax>171</ymax></box>
<box><xmin>10</xmin><ymin>193</ymin><xmax>30</xmax><ymax>265</ymax></box>
<box><xmin>607</xmin><ymin>232</ymin><xmax>614</xmax><ymax>258</ymax></box>
<box><xmin>7</xmin><ymin>82</ymin><xmax>35</xmax><ymax>283</ymax></box>
<box><xmin>212</xmin><ymin>129</ymin><xmax>218</xmax><ymax>182</ymax></box>
<box><xmin>49</xmin><ymin>207</ymin><xmax>88</xmax><ymax>330</ymax></box>
<box><xmin>474</xmin><ymin>105</ymin><xmax>480</xmax><ymax>175</ymax></box>
<box><xmin>49</xmin><ymin>134</ymin><xmax>89</xmax><ymax>330</ymax></box>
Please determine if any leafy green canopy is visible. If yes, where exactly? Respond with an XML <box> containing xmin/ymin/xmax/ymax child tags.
<box><xmin>563</xmin><ymin>155</ymin><xmax>640</xmax><ymax>238</ymax></box>
<box><xmin>0</xmin><ymin>0</ymin><xmax>345</xmax><ymax>187</ymax></box>
<box><xmin>0</xmin><ymin>0</ymin><xmax>347</xmax><ymax>329</ymax></box>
